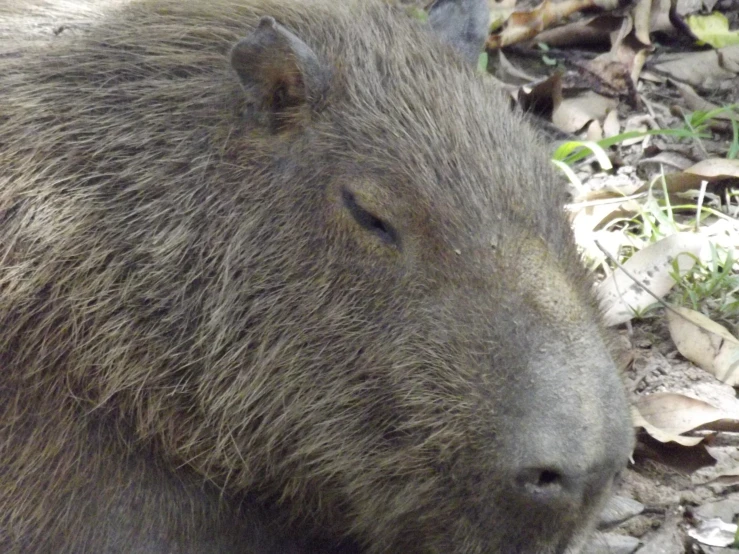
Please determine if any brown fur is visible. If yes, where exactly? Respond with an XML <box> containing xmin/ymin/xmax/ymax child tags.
<box><xmin>0</xmin><ymin>1</ymin><xmax>633</xmax><ymax>552</ymax></box>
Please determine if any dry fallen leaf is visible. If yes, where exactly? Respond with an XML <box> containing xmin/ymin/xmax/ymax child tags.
<box><xmin>685</xmin><ymin>158</ymin><xmax>739</xmax><ymax>179</ymax></box>
<box><xmin>486</xmin><ymin>0</ymin><xmax>619</xmax><ymax>49</ymax></box>
<box><xmin>534</xmin><ymin>14</ymin><xmax>621</xmax><ymax>47</ymax></box>
<box><xmin>687</xmin><ymin>517</ymin><xmax>739</xmax><ymax>548</ymax></box>
<box><xmin>632</xmin><ymin>406</ymin><xmax>704</xmax><ymax>446</ymax></box>
<box><xmin>632</xmin><ymin>0</ymin><xmax>652</xmax><ymax>45</ymax></box>
<box><xmin>649</xmin><ymin>0</ymin><xmax>674</xmax><ymax>35</ymax></box>
<box><xmin>603</xmin><ymin>108</ymin><xmax>621</xmax><ymax>137</ymax></box>
<box><xmin>633</xmin><ymin>392</ymin><xmax>739</xmax><ymax>446</ymax></box>
<box><xmin>636</xmin><ymin>157</ymin><xmax>739</xmax><ymax>195</ymax></box>
<box><xmin>597</xmin><ymin>232</ymin><xmax>706</xmax><ymax>326</ymax></box>
<box><xmin>705</xmin><ymin>466</ymin><xmax>739</xmax><ymax>486</ymax></box>
<box><xmin>652</xmin><ymin>45</ymin><xmax>739</xmax><ymax>88</ymax></box>
<box><xmin>667</xmin><ymin>307</ymin><xmax>739</xmax><ymax>385</ymax></box>
<box><xmin>552</xmin><ymin>90</ymin><xmax>619</xmax><ymax>134</ymax></box>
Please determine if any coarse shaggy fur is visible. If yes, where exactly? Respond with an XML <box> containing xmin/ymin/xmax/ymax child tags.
<box><xmin>0</xmin><ymin>1</ymin><xmax>633</xmax><ymax>552</ymax></box>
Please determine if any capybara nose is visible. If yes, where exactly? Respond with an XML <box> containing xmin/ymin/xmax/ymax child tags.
<box><xmin>514</xmin><ymin>461</ymin><xmax>619</xmax><ymax>509</ymax></box>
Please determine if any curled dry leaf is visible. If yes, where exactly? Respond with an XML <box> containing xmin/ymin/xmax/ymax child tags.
<box><xmin>597</xmin><ymin>232</ymin><xmax>705</xmax><ymax>326</ymax></box>
<box><xmin>633</xmin><ymin>392</ymin><xmax>739</xmax><ymax>446</ymax></box>
<box><xmin>633</xmin><ymin>0</ymin><xmax>652</xmax><ymax>45</ymax></box>
<box><xmin>534</xmin><ymin>14</ymin><xmax>622</xmax><ymax>48</ymax></box>
<box><xmin>667</xmin><ymin>307</ymin><xmax>739</xmax><ymax>386</ymax></box>
<box><xmin>486</xmin><ymin>0</ymin><xmax>604</xmax><ymax>49</ymax></box>
<box><xmin>705</xmin><ymin>466</ymin><xmax>739</xmax><ymax>486</ymax></box>
<box><xmin>636</xmin><ymin>151</ymin><xmax>695</xmax><ymax>172</ymax></box>
<box><xmin>684</xmin><ymin>158</ymin><xmax>739</xmax><ymax>179</ymax></box>
<box><xmin>552</xmin><ymin>90</ymin><xmax>619</xmax><ymax>134</ymax></box>
<box><xmin>517</xmin><ymin>73</ymin><xmax>561</xmax><ymax>117</ymax></box>
<box><xmin>602</xmin><ymin>108</ymin><xmax>620</xmax><ymax>138</ymax></box>
<box><xmin>650</xmin><ymin>0</ymin><xmax>675</xmax><ymax>35</ymax></box>
<box><xmin>635</xmin><ymin>157</ymin><xmax>739</xmax><ymax>195</ymax></box>
<box><xmin>632</xmin><ymin>406</ymin><xmax>704</xmax><ymax>446</ymax></box>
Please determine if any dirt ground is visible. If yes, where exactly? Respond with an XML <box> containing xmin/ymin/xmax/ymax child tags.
<box><xmin>602</xmin><ymin>318</ymin><xmax>739</xmax><ymax>554</ymax></box>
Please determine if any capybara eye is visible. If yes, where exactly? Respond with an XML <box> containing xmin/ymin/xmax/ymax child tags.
<box><xmin>341</xmin><ymin>186</ymin><xmax>399</xmax><ymax>248</ymax></box>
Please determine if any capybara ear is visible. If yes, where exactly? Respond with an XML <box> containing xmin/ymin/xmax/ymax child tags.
<box><xmin>230</xmin><ymin>16</ymin><xmax>330</xmax><ymax>129</ymax></box>
<box><xmin>427</xmin><ymin>0</ymin><xmax>489</xmax><ymax>66</ymax></box>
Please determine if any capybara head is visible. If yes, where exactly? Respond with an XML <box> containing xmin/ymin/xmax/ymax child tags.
<box><xmin>0</xmin><ymin>0</ymin><xmax>633</xmax><ymax>552</ymax></box>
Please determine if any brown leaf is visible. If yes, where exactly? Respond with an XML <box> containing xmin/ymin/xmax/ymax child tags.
<box><xmin>487</xmin><ymin>0</ymin><xmax>597</xmax><ymax>49</ymax></box>
<box><xmin>667</xmin><ymin>307</ymin><xmax>739</xmax><ymax>386</ymax></box>
<box><xmin>635</xmin><ymin>158</ymin><xmax>739</xmax><ymax>195</ymax></box>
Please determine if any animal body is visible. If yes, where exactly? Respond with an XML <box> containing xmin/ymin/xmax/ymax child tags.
<box><xmin>0</xmin><ymin>0</ymin><xmax>633</xmax><ymax>552</ymax></box>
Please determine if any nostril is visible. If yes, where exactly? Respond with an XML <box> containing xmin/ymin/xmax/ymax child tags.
<box><xmin>514</xmin><ymin>462</ymin><xmax>622</xmax><ymax>509</ymax></box>
<box><xmin>536</xmin><ymin>469</ymin><xmax>561</xmax><ymax>488</ymax></box>
<box><xmin>515</xmin><ymin>466</ymin><xmax>566</xmax><ymax>496</ymax></box>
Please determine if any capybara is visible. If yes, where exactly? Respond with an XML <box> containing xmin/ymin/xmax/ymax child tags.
<box><xmin>0</xmin><ymin>0</ymin><xmax>633</xmax><ymax>552</ymax></box>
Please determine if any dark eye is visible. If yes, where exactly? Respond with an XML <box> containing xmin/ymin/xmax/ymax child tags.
<box><xmin>342</xmin><ymin>187</ymin><xmax>400</xmax><ymax>247</ymax></box>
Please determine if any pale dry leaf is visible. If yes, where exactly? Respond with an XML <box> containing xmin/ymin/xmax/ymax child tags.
<box><xmin>636</xmin><ymin>151</ymin><xmax>695</xmax><ymax>172</ymax></box>
<box><xmin>603</xmin><ymin>108</ymin><xmax>620</xmax><ymax>137</ymax></box>
<box><xmin>568</xmin><ymin>181</ymin><xmax>642</xmax><ymax>230</ymax></box>
<box><xmin>552</xmin><ymin>90</ymin><xmax>619</xmax><ymax>134</ymax></box>
<box><xmin>575</xmin><ymin>227</ymin><xmax>642</xmax><ymax>268</ymax></box>
<box><xmin>597</xmin><ymin>232</ymin><xmax>706</xmax><ymax>326</ymax></box>
<box><xmin>676</xmin><ymin>0</ymin><xmax>704</xmax><ymax>15</ymax></box>
<box><xmin>688</xmin><ymin>517</ymin><xmax>739</xmax><ymax>548</ymax></box>
<box><xmin>633</xmin><ymin>392</ymin><xmax>739</xmax><ymax>446</ymax></box>
<box><xmin>652</xmin><ymin>46</ymin><xmax>739</xmax><ymax>88</ymax></box>
<box><xmin>685</xmin><ymin>158</ymin><xmax>739</xmax><ymax>179</ymax></box>
<box><xmin>631</xmin><ymin>406</ymin><xmax>704</xmax><ymax>446</ymax></box>
<box><xmin>667</xmin><ymin>307</ymin><xmax>739</xmax><ymax>385</ymax></box>
<box><xmin>570</xmin><ymin>196</ymin><xmax>642</xmax><ymax>234</ymax></box>
<box><xmin>608</xmin><ymin>13</ymin><xmax>633</xmax><ymax>50</ymax></box>
<box><xmin>639</xmin><ymin>69</ymin><xmax>666</xmax><ymax>83</ymax></box>
<box><xmin>721</xmin><ymin>44</ymin><xmax>739</xmax><ymax>71</ymax></box>
<box><xmin>650</xmin><ymin>0</ymin><xmax>674</xmax><ymax>34</ymax></box>
<box><xmin>705</xmin><ymin>466</ymin><xmax>739</xmax><ymax>486</ymax></box>
<box><xmin>633</xmin><ymin>0</ymin><xmax>652</xmax><ymax>45</ymax></box>
<box><xmin>621</xmin><ymin>114</ymin><xmax>652</xmax><ymax>146</ymax></box>
<box><xmin>586</xmin><ymin>119</ymin><xmax>604</xmax><ymax>141</ymax></box>
<box><xmin>630</xmin><ymin>47</ymin><xmax>648</xmax><ymax>83</ymax></box>
<box><xmin>635</xmin><ymin>158</ymin><xmax>739</xmax><ymax>199</ymax></box>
